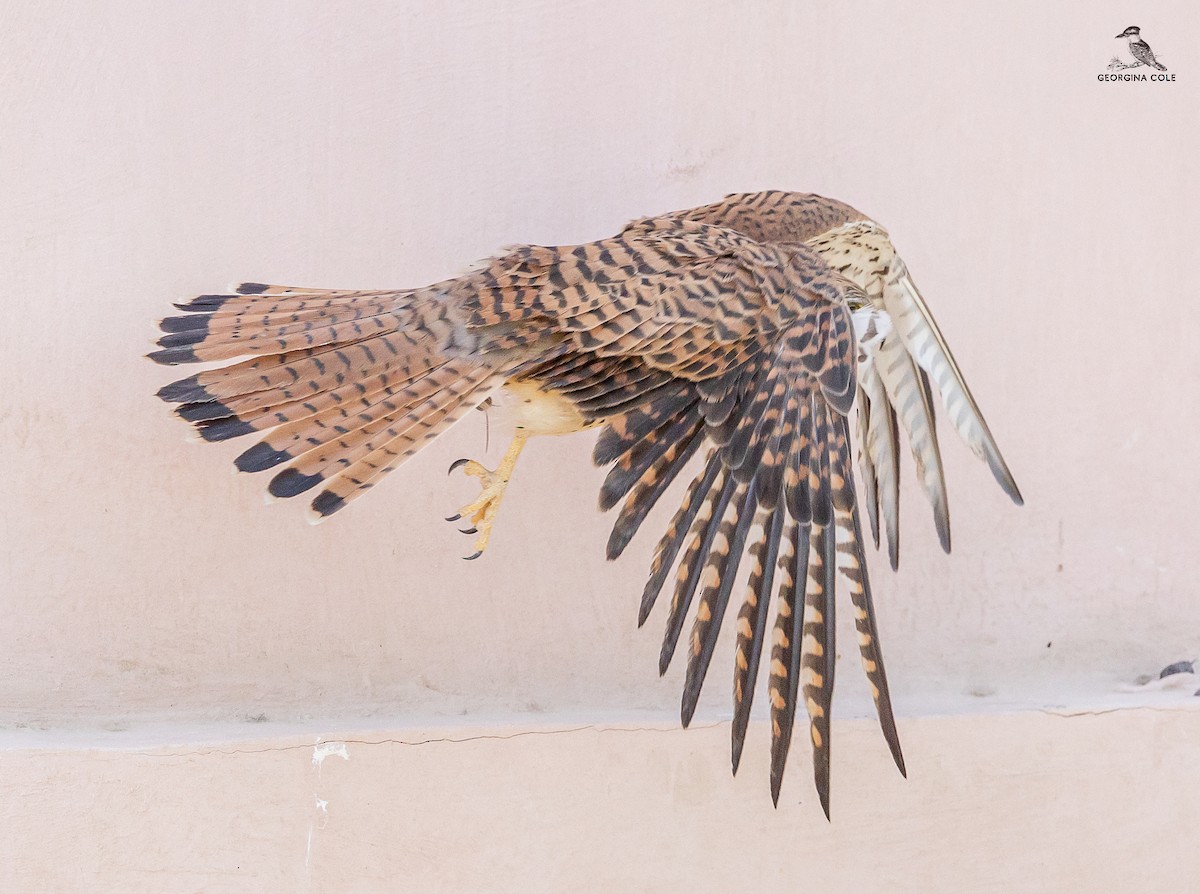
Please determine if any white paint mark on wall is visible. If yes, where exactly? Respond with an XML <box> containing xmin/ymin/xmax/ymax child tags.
<box><xmin>312</xmin><ymin>741</ymin><xmax>349</xmax><ymax>768</ymax></box>
<box><xmin>307</xmin><ymin>744</ymin><xmax>347</xmax><ymax>876</ymax></box>
<box><xmin>306</xmin><ymin>794</ymin><xmax>332</xmax><ymax>870</ymax></box>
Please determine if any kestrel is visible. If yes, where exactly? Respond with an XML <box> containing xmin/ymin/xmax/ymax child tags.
<box><xmin>151</xmin><ymin>191</ymin><xmax>1021</xmax><ymax>817</ymax></box>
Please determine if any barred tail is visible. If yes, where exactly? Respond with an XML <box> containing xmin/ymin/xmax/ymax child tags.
<box><xmin>152</xmin><ymin>282</ymin><xmax>502</xmax><ymax>519</ymax></box>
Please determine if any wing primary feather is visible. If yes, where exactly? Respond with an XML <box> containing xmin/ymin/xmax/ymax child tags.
<box><xmin>606</xmin><ymin>421</ymin><xmax>707</xmax><ymax>561</ymax></box>
<box><xmin>875</xmin><ymin>333</ymin><xmax>949</xmax><ymax>553</ymax></box>
<box><xmin>755</xmin><ymin>387</ymin><xmax>797</xmax><ymax>511</ymax></box>
<box><xmin>785</xmin><ymin>395</ymin><xmax>813</xmax><ymax>525</ymax></box>
<box><xmin>592</xmin><ymin>385</ymin><xmax>697</xmax><ymax>466</ymax></box>
<box><xmin>658</xmin><ymin>469</ymin><xmax>740</xmax><ymax>675</ymax></box>
<box><xmin>598</xmin><ymin>407</ymin><xmax>703</xmax><ymax>511</ymax></box>
<box><xmin>707</xmin><ymin>362</ymin><xmax>769</xmax><ymax>449</ymax></box>
<box><xmin>919</xmin><ymin>367</ymin><xmax>936</xmax><ymax>427</ymax></box>
<box><xmin>809</xmin><ymin>397</ymin><xmax>833</xmax><ymax>528</ymax></box>
<box><xmin>637</xmin><ymin>455</ymin><xmax>723</xmax><ymax>627</ymax></box>
<box><xmin>721</xmin><ymin>366</ymin><xmax>781</xmax><ymax>475</ymax></box>
<box><xmin>855</xmin><ymin>386</ymin><xmax>880</xmax><ymax>548</ymax></box>
<box><xmin>768</xmin><ymin>517</ymin><xmax>809</xmax><ymax>806</ymax></box>
<box><xmin>859</xmin><ymin>352</ymin><xmax>901</xmax><ymax>569</ymax></box>
<box><xmin>727</xmin><ymin>368</ymin><xmax>789</xmax><ymax>482</ymax></box>
<box><xmin>889</xmin><ymin>269</ymin><xmax>1023</xmax><ymax>505</ymax></box>
<box><xmin>834</xmin><ymin>415</ymin><xmax>904</xmax><ymax>774</ymax></box>
<box><xmin>835</xmin><ymin>506</ymin><xmax>905</xmax><ymax>776</ymax></box>
<box><xmin>681</xmin><ymin>476</ymin><xmax>760</xmax><ymax>726</ymax></box>
<box><xmin>884</xmin><ymin>403</ymin><xmax>901</xmax><ymax>569</ymax></box>
<box><xmin>731</xmin><ymin>503</ymin><xmax>786</xmax><ymax>774</ymax></box>
<box><xmin>799</xmin><ymin>519</ymin><xmax>837</xmax><ymax>820</ymax></box>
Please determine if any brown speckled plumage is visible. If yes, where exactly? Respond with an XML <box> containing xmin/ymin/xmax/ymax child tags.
<box><xmin>152</xmin><ymin>190</ymin><xmax>1020</xmax><ymax>817</ymax></box>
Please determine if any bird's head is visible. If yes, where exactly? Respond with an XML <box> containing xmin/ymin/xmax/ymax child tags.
<box><xmin>1116</xmin><ymin>26</ymin><xmax>1141</xmax><ymax>38</ymax></box>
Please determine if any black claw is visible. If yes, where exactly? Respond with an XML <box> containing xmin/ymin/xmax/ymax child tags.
<box><xmin>463</xmin><ymin>550</ymin><xmax>482</xmax><ymax>561</ymax></box>
<box><xmin>459</xmin><ymin>526</ymin><xmax>478</xmax><ymax>535</ymax></box>
<box><xmin>445</xmin><ymin>513</ymin><xmax>461</xmax><ymax>523</ymax></box>
<box><xmin>448</xmin><ymin>458</ymin><xmax>470</xmax><ymax>475</ymax></box>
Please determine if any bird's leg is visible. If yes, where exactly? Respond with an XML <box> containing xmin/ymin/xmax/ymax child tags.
<box><xmin>447</xmin><ymin>431</ymin><xmax>529</xmax><ymax>560</ymax></box>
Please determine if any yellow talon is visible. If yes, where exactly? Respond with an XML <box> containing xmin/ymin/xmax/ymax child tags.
<box><xmin>448</xmin><ymin>432</ymin><xmax>528</xmax><ymax>559</ymax></box>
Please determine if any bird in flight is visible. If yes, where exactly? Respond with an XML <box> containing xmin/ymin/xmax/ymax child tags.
<box><xmin>151</xmin><ymin>190</ymin><xmax>1021</xmax><ymax>817</ymax></box>
<box><xmin>1115</xmin><ymin>26</ymin><xmax>1168</xmax><ymax>70</ymax></box>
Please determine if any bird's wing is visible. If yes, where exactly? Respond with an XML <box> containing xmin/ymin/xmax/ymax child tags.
<box><xmin>803</xmin><ymin>219</ymin><xmax>1022</xmax><ymax>568</ymax></box>
<box><xmin>151</xmin><ymin>199</ymin><xmax>1017</xmax><ymax>817</ymax></box>
<box><xmin>1130</xmin><ymin>40</ymin><xmax>1159</xmax><ymax>66</ymax></box>
<box><xmin>881</xmin><ymin>257</ymin><xmax>1021</xmax><ymax>503</ymax></box>
<box><xmin>863</xmin><ymin>309</ymin><xmax>951</xmax><ymax>557</ymax></box>
<box><xmin>854</xmin><ymin>337</ymin><xmax>902</xmax><ymax>567</ymax></box>
<box><xmin>569</xmin><ymin>218</ymin><xmax>904</xmax><ymax>817</ymax></box>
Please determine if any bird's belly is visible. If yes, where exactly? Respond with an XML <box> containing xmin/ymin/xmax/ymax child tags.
<box><xmin>499</xmin><ymin>380</ymin><xmax>602</xmax><ymax>436</ymax></box>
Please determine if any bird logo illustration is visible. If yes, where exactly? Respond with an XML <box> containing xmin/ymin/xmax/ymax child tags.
<box><xmin>1110</xmin><ymin>25</ymin><xmax>1168</xmax><ymax>71</ymax></box>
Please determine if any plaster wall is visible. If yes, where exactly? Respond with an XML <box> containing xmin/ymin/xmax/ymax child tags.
<box><xmin>2</xmin><ymin>1</ymin><xmax>1198</xmax><ymax>890</ymax></box>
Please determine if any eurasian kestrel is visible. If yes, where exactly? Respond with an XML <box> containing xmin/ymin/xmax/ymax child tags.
<box><xmin>152</xmin><ymin>190</ymin><xmax>1021</xmax><ymax>816</ymax></box>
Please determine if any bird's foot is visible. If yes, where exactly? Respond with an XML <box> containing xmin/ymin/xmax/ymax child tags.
<box><xmin>446</xmin><ymin>458</ymin><xmax>510</xmax><ymax>560</ymax></box>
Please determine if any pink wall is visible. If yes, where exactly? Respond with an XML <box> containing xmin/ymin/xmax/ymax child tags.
<box><xmin>4</xmin><ymin>710</ymin><xmax>1199</xmax><ymax>891</ymax></box>
<box><xmin>5</xmin><ymin>2</ymin><xmax>1200</xmax><ymax>889</ymax></box>
<box><xmin>2</xmin><ymin>0</ymin><xmax>1198</xmax><ymax>811</ymax></box>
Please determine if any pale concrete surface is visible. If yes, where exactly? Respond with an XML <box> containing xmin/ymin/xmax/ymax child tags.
<box><xmin>2</xmin><ymin>0</ymin><xmax>1199</xmax><ymax>890</ymax></box>
<box><xmin>3</xmin><ymin>705</ymin><xmax>1200</xmax><ymax>893</ymax></box>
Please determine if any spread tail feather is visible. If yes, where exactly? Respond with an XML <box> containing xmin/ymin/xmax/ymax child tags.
<box><xmin>153</xmin><ymin>283</ymin><xmax>502</xmax><ymax>515</ymax></box>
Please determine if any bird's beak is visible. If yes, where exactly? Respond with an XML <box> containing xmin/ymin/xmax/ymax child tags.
<box><xmin>1115</xmin><ymin>31</ymin><xmax>1128</xmax><ymax>38</ymax></box>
